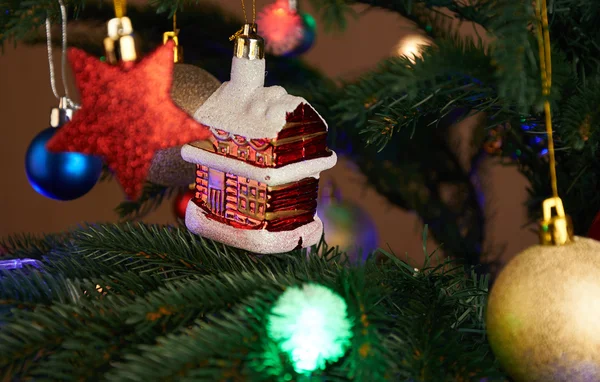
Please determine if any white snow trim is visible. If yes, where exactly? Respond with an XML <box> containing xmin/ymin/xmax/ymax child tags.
<box><xmin>193</xmin><ymin>57</ymin><xmax>327</xmax><ymax>139</ymax></box>
<box><xmin>181</xmin><ymin>144</ymin><xmax>337</xmax><ymax>186</ymax></box>
<box><xmin>185</xmin><ymin>201</ymin><xmax>324</xmax><ymax>254</ymax></box>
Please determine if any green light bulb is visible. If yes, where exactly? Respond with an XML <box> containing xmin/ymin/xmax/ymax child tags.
<box><xmin>267</xmin><ymin>283</ymin><xmax>353</xmax><ymax>374</ymax></box>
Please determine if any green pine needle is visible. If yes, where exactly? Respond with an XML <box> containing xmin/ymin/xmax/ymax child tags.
<box><xmin>0</xmin><ymin>223</ymin><xmax>502</xmax><ymax>380</ymax></box>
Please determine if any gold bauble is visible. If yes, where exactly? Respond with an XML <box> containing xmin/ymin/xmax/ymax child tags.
<box><xmin>169</xmin><ymin>63</ymin><xmax>221</xmax><ymax>115</ymax></box>
<box><xmin>147</xmin><ymin>64</ymin><xmax>221</xmax><ymax>186</ymax></box>
<box><xmin>486</xmin><ymin>237</ymin><xmax>600</xmax><ymax>382</ymax></box>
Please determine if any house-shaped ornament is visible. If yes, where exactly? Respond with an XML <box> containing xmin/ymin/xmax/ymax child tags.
<box><xmin>181</xmin><ymin>24</ymin><xmax>337</xmax><ymax>254</ymax></box>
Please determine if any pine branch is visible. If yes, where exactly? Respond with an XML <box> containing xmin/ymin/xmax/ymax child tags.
<box><xmin>0</xmin><ymin>229</ymin><xmax>337</xmax><ymax>379</ymax></box>
<box><xmin>377</xmin><ymin>252</ymin><xmax>502</xmax><ymax>380</ymax></box>
<box><xmin>0</xmin><ymin>223</ymin><xmax>504</xmax><ymax>380</ymax></box>
<box><xmin>1</xmin><ymin>253</ymin><xmax>334</xmax><ymax>378</ymax></box>
<box><xmin>314</xmin><ymin>74</ymin><xmax>489</xmax><ymax>267</ymax></box>
<box><xmin>108</xmin><ymin>285</ymin><xmax>306</xmax><ymax>380</ymax></box>
<box><xmin>308</xmin><ymin>0</ymin><xmax>547</xmax><ymax>114</ymax></box>
<box><xmin>523</xmin><ymin>134</ymin><xmax>600</xmax><ymax>235</ymax></box>
<box><xmin>99</xmin><ymin>165</ymin><xmax>113</xmax><ymax>182</ymax></box>
<box><xmin>0</xmin><ymin>232</ymin><xmax>61</xmax><ymax>259</ymax></box>
<box><xmin>335</xmin><ymin>36</ymin><xmax>497</xmax><ymax>150</ymax></box>
<box><xmin>0</xmin><ymin>270</ymin><xmax>87</xmax><ymax>308</ymax></box>
<box><xmin>483</xmin><ymin>0</ymin><xmax>537</xmax><ymax>111</ymax></box>
<box><xmin>323</xmin><ymin>37</ymin><xmax>490</xmax><ymax>268</ymax></box>
<box><xmin>549</xmin><ymin>0</ymin><xmax>600</xmax><ymax>81</ymax></box>
<box><xmin>335</xmin><ymin>267</ymin><xmax>394</xmax><ymax>381</ymax></box>
<box><xmin>31</xmin><ymin>223</ymin><xmax>343</xmax><ymax>293</ymax></box>
<box><xmin>0</xmin><ymin>298</ymin><xmax>129</xmax><ymax>379</ymax></box>
<box><xmin>493</xmin><ymin>72</ymin><xmax>600</xmax><ymax>235</ymax></box>
<box><xmin>310</xmin><ymin>0</ymin><xmax>494</xmax><ymax>33</ymax></box>
<box><xmin>308</xmin><ymin>0</ymin><xmax>358</xmax><ymax>31</ymax></box>
<box><xmin>115</xmin><ymin>182</ymin><xmax>183</xmax><ymax>220</ymax></box>
<box><xmin>557</xmin><ymin>76</ymin><xmax>600</xmax><ymax>151</ymax></box>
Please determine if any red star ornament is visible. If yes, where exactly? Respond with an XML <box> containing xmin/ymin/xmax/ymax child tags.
<box><xmin>46</xmin><ymin>41</ymin><xmax>212</xmax><ymax>200</ymax></box>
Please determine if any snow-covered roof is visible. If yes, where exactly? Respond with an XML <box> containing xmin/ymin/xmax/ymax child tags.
<box><xmin>193</xmin><ymin>56</ymin><xmax>326</xmax><ymax>139</ymax></box>
<box><xmin>181</xmin><ymin>144</ymin><xmax>337</xmax><ymax>186</ymax></box>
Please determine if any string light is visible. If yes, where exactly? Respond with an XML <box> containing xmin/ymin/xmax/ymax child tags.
<box><xmin>393</xmin><ymin>35</ymin><xmax>430</xmax><ymax>62</ymax></box>
<box><xmin>0</xmin><ymin>258</ymin><xmax>42</xmax><ymax>271</ymax></box>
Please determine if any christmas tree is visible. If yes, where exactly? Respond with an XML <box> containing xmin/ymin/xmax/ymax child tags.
<box><xmin>1</xmin><ymin>0</ymin><xmax>599</xmax><ymax>380</ymax></box>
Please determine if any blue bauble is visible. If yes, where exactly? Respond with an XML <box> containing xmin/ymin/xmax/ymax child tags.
<box><xmin>25</xmin><ymin>127</ymin><xmax>103</xmax><ymax>200</ymax></box>
<box><xmin>282</xmin><ymin>13</ymin><xmax>316</xmax><ymax>58</ymax></box>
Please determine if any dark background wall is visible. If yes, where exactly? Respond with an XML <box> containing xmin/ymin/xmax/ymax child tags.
<box><xmin>0</xmin><ymin>0</ymin><xmax>536</xmax><ymax>265</ymax></box>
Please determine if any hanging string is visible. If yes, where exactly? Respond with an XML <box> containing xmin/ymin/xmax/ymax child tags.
<box><xmin>289</xmin><ymin>0</ymin><xmax>297</xmax><ymax>12</ymax></box>
<box><xmin>535</xmin><ymin>0</ymin><xmax>558</xmax><ymax>199</ymax></box>
<box><xmin>239</xmin><ymin>0</ymin><xmax>256</xmax><ymax>24</ymax></box>
<box><xmin>45</xmin><ymin>0</ymin><xmax>70</xmax><ymax>101</ymax></box>
<box><xmin>241</xmin><ymin>0</ymin><xmax>247</xmax><ymax>23</ymax></box>
<box><xmin>45</xmin><ymin>18</ymin><xmax>59</xmax><ymax>99</ymax></box>
<box><xmin>231</xmin><ymin>0</ymin><xmax>256</xmax><ymax>40</ymax></box>
<box><xmin>58</xmin><ymin>0</ymin><xmax>69</xmax><ymax>100</ymax></box>
<box><xmin>114</xmin><ymin>0</ymin><xmax>126</xmax><ymax>18</ymax></box>
<box><xmin>168</xmin><ymin>11</ymin><xmax>182</xmax><ymax>63</ymax></box>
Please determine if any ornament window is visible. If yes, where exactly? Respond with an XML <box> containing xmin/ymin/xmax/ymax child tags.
<box><xmin>218</xmin><ymin>142</ymin><xmax>229</xmax><ymax>154</ymax></box>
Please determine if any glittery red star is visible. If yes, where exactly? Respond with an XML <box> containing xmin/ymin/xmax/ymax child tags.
<box><xmin>47</xmin><ymin>42</ymin><xmax>212</xmax><ymax>200</ymax></box>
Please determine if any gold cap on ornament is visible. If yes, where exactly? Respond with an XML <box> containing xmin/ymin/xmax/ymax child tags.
<box><xmin>539</xmin><ymin>197</ymin><xmax>574</xmax><ymax>245</ymax></box>
<box><xmin>232</xmin><ymin>23</ymin><xmax>264</xmax><ymax>60</ymax></box>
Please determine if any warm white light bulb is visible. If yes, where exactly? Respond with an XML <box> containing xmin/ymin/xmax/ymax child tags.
<box><xmin>394</xmin><ymin>35</ymin><xmax>430</xmax><ymax>62</ymax></box>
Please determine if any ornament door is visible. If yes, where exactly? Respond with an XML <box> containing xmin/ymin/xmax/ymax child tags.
<box><xmin>207</xmin><ymin>168</ymin><xmax>226</xmax><ymax>216</ymax></box>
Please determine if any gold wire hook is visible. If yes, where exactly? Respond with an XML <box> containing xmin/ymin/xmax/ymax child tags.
<box><xmin>240</xmin><ymin>0</ymin><xmax>247</xmax><ymax>23</ymax></box>
<box><xmin>163</xmin><ymin>11</ymin><xmax>182</xmax><ymax>63</ymax></box>
<box><xmin>535</xmin><ymin>0</ymin><xmax>573</xmax><ymax>245</ymax></box>
<box><xmin>113</xmin><ymin>0</ymin><xmax>126</xmax><ymax>18</ymax></box>
<box><xmin>229</xmin><ymin>26</ymin><xmax>244</xmax><ymax>41</ymax></box>
<box><xmin>232</xmin><ymin>0</ymin><xmax>256</xmax><ymax>40</ymax></box>
<box><xmin>535</xmin><ymin>0</ymin><xmax>558</xmax><ymax>200</ymax></box>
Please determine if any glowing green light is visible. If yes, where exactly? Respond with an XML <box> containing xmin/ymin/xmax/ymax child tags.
<box><xmin>543</xmin><ymin>224</ymin><xmax>549</xmax><ymax>232</ymax></box>
<box><xmin>267</xmin><ymin>283</ymin><xmax>353</xmax><ymax>374</ymax></box>
<box><xmin>100</xmin><ymin>56</ymin><xmax>106</xmax><ymax>62</ymax></box>
<box><xmin>516</xmin><ymin>149</ymin><xmax>522</xmax><ymax>156</ymax></box>
<box><xmin>302</xmin><ymin>13</ymin><xmax>316</xmax><ymax>30</ymax></box>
